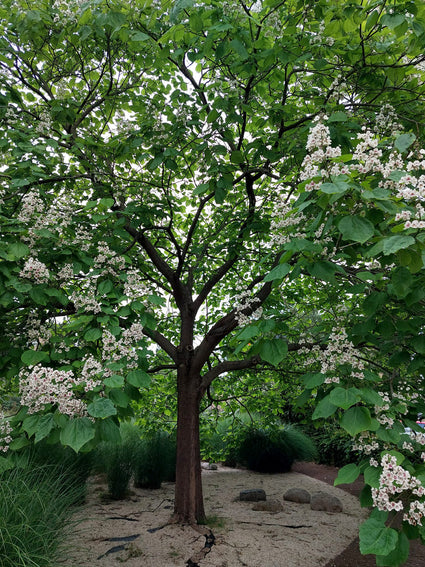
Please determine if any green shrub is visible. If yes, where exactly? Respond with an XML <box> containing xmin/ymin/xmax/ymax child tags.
<box><xmin>231</xmin><ymin>424</ymin><xmax>317</xmax><ymax>473</ymax></box>
<box><xmin>0</xmin><ymin>464</ymin><xmax>84</xmax><ymax>567</ymax></box>
<box><xmin>133</xmin><ymin>431</ymin><xmax>176</xmax><ymax>489</ymax></box>
<box><xmin>309</xmin><ymin>425</ymin><xmax>361</xmax><ymax>467</ymax></box>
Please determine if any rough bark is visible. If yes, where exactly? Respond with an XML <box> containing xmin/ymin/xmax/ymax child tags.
<box><xmin>172</xmin><ymin>365</ymin><xmax>206</xmax><ymax>524</ymax></box>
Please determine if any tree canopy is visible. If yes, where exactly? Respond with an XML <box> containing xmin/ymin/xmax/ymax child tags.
<box><xmin>2</xmin><ymin>0</ymin><xmax>425</xmax><ymax>562</ymax></box>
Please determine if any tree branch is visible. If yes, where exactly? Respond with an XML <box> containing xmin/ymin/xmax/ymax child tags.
<box><xmin>142</xmin><ymin>326</ymin><xmax>178</xmax><ymax>363</ymax></box>
<box><xmin>200</xmin><ymin>355</ymin><xmax>261</xmax><ymax>391</ymax></box>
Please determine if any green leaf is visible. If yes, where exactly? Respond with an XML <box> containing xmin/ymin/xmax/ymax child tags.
<box><xmin>340</xmin><ymin>406</ymin><xmax>373</xmax><ymax>436</ymax></box>
<box><xmin>382</xmin><ymin>235</ymin><xmax>415</xmax><ymax>256</ymax></box>
<box><xmin>394</xmin><ymin>132</ymin><xmax>416</xmax><ymax>153</ymax></box>
<box><xmin>109</xmin><ymin>389</ymin><xmax>131</xmax><ymax>408</ymax></box>
<box><xmin>338</xmin><ymin>216</ymin><xmax>374</xmax><ymax>243</ymax></box>
<box><xmin>98</xmin><ymin>280</ymin><xmax>113</xmax><ymax>295</ymax></box>
<box><xmin>263</xmin><ymin>263</ymin><xmax>291</xmax><ymax>282</ymax></box>
<box><xmin>194</xmin><ymin>183</ymin><xmax>210</xmax><ymax>195</ymax></box>
<box><xmin>84</xmin><ymin>327</ymin><xmax>103</xmax><ymax>342</ymax></box>
<box><xmin>329</xmin><ymin>387</ymin><xmax>359</xmax><ymax>410</ymax></box>
<box><xmin>21</xmin><ymin>350</ymin><xmax>49</xmax><ymax>366</ymax></box>
<box><xmin>365</xmin><ymin>10</ymin><xmax>379</xmax><ymax>31</ymax></box>
<box><xmin>8</xmin><ymin>242</ymin><xmax>30</xmax><ymax>259</ymax></box>
<box><xmin>9</xmin><ymin>437</ymin><xmax>30</xmax><ymax>451</ymax></box>
<box><xmin>302</xmin><ymin>373</ymin><xmax>325</xmax><ymax>388</ymax></box>
<box><xmin>312</xmin><ymin>396</ymin><xmax>338</xmax><ymax>419</ymax></box>
<box><xmin>364</xmin><ymin>465</ymin><xmax>381</xmax><ymax>488</ymax></box>
<box><xmin>87</xmin><ymin>397</ymin><xmax>117</xmax><ymax>418</ymax></box>
<box><xmin>381</xmin><ymin>14</ymin><xmax>406</xmax><ymax>30</ymax></box>
<box><xmin>358</xmin><ymin>388</ymin><xmax>384</xmax><ymax>406</ymax></box>
<box><xmin>259</xmin><ymin>339</ymin><xmax>288</xmax><ymax>366</ymax></box>
<box><xmin>30</xmin><ymin>287</ymin><xmax>48</xmax><ymax>305</ymax></box>
<box><xmin>328</xmin><ymin>111</ymin><xmax>348</xmax><ymax>122</ymax></box>
<box><xmin>126</xmin><ymin>369</ymin><xmax>151</xmax><ymax>388</ymax></box>
<box><xmin>60</xmin><ymin>417</ymin><xmax>96</xmax><ymax>452</ymax></box>
<box><xmin>334</xmin><ymin>463</ymin><xmax>361</xmax><ymax>486</ymax></box>
<box><xmin>34</xmin><ymin>414</ymin><xmax>55</xmax><ymax>443</ymax></box>
<box><xmin>359</xmin><ymin>518</ymin><xmax>398</xmax><ymax>556</ymax></box>
<box><xmin>320</xmin><ymin>180</ymin><xmax>349</xmax><ymax>194</ymax></box>
<box><xmin>229</xmin><ymin>38</ymin><xmax>249</xmax><ymax>59</ymax></box>
<box><xmin>308</xmin><ymin>260</ymin><xmax>342</xmax><ymax>282</ymax></box>
<box><xmin>104</xmin><ymin>374</ymin><xmax>125</xmax><ymax>388</ymax></box>
<box><xmin>22</xmin><ymin>414</ymin><xmax>41</xmax><ymax>437</ymax></box>
<box><xmin>390</xmin><ymin>267</ymin><xmax>413</xmax><ymax>299</ymax></box>
<box><xmin>230</xmin><ymin>150</ymin><xmax>244</xmax><ymax>164</ymax></box>
<box><xmin>376</xmin><ymin>532</ymin><xmax>409</xmax><ymax>567</ymax></box>
<box><xmin>131</xmin><ymin>31</ymin><xmax>149</xmax><ymax>42</ymax></box>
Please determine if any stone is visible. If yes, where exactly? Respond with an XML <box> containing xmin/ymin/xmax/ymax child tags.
<box><xmin>283</xmin><ymin>488</ymin><xmax>311</xmax><ymax>504</ymax></box>
<box><xmin>310</xmin><ymin>491</ymin><xmax>343</xmax><ymax>513</ymax></box>
<box><xmin>252</xmin><ymin>499</ymin><xmax>283</xmax><ymax>513</ymax></box>
<box><xmin>239</xmin><ymin>489</ymin><xmax>266</xmax><ymax>502</ymax></box>
<box><xmin>201</xmin><ymin>462</ymin><xmax>218</xmax><ymax>470</ymax></box>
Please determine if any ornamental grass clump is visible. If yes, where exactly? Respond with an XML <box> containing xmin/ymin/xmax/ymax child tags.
<box><xmin>234</xmin><ymin>425</ymin><xmax>317</xmax><ymax>473</ymax></box>
<box><xmin>0</xmin><ymin>464</ymin><xmax>85</xmax><ymax>567</ymax></box>
<box><xmin>133</xmin><ymin>431</ymin><xmax>176</xmax><ymax>489</ymax></box>
<box><xmin>95</xmin><ymin>439</ymin><xmax>134</xmax><ymax>499</ymax></box>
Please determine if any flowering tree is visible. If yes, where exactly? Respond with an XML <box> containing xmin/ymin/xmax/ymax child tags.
<box><xmin>2</xmin><ymin>0</ymin><xmax>425</xmax><ymax>562</ymax></box>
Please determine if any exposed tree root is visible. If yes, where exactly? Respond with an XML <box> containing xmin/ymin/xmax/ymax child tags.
<box><xmin>185</xmin><ymin>526</ymin><xmax>216</xmax><ymax>566</ymax></box>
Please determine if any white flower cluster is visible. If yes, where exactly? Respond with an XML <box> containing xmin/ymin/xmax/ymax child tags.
<box><xmin>328</xmin><ymin>74</ymin><xmax>348</xmax><ymax>102</ymax></box>
<box><xmin>19</xmin><ymin>366</ymin><xmax>91</xmax><ymax>417</ymax></box>
<box><xmin>352</xmin><ymin>129</ymin><xmax>383</xmax><ymax>174</ymax></box>
<box><xmin>35</xmin><ymin>110</ymin><xmax>53</xmax><ymax>135</ymax></box>
<box><xmin>18</xmin><ymin>190</ymin><xmax>44</xmax><ymax>223</ymax></box>
<box><xmin>101</xmin><ymin>323</ymin><xmax>145</xmax><ymax>373</ymax></box>
<box><xmin>70</xmin><ymin>283</ymin><xmax>101</xmax><ymax>313</ymax></box>
<box><xmin>374</xmin><ymin>391</ymin><xmax>394</xmax><ymax>428</ymax></box>
<box><xmin>301</xmin><ymin>120</ymin><xmax>343</xmax><ymax>182</ymax></box>
<box><xmin>25</xmin><ymin>311</ymin><xmax>52</xmax><ymax>347</ymax></box>
<box><xmin>270</xmin><ymin>199</ymin><xmax>306</xmax><ymax>247</ymax></box>
<box><xmin>372</xmin><ymin>454</ymin><xmax>425</xmax><ymax>525</ymax></box>
<box><xmin>19</xmin><ymin>257</ymin><xmax>50</xmax><ymax>284</ymax></box>
<box><xmin>233</xmin><ymin>288</ymin><xmax>263</xmax><ymax>327</ymax></box>
<box><xmin>301</xmin><ymin>327</ymin><xmax>364</xmax><ymax>384</ymax></box>
<box><xmin>81</xmin><ymin>355</ymin><xmax>104</xmax><ymax>391</ymax></box>
<box><xmin>300</xmin><ymin>119</ymin><xmax>425</xmax><ymax>234</ymax></box>
<box><xmin>374</xmin><ymin>104</ymin><xmax>404</xmax><ymax>136</ymax></box>
<box><xmin>71</xmin><ymin>226</ymin><xmax>92</xmax><ymax>252</ymax></box>
<box><xmin>57</xmin><ymin>263</ymin><xmax>75</xmax><ymax>282</ymax></box>
<box><xmin>52</xmin><ymin>0</ymin><xmax>87</xmax><ymax>23</ymax></box>
<box><xmin>124</xmin><ymin>269</ymin><xmax>148</xmax><ymax>300</ymax></box>
<box><xmin>94</xmin><ymin>241</ymin><xmax>125</xmax><ymax>277</ymax></box>
<box><xmin>352</xmin><ymin>432</ymin><xmax>380</xmax><ymax>455</ymax></box>
<box><xmin>4</xmin><ymin>106</ymin><xmax>18</xmax><ymax>123</ymax></box>
<box><xmin>309</xmin><ymin>21</ymin><xmax>335</xmax><ymax>47</ymax></box>
<box><xmin>0</xmin><ymin>412</ymin><xmax>12</xmax><ymax>452</ymax></box>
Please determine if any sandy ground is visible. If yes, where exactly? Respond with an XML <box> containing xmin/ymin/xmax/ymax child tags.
<box><xmin>61</xmin><ymin>465</ymin><xmax>368</xmax><ymax>567</ymax></box>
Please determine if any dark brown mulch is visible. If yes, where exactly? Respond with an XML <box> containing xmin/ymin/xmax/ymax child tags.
<box><xmin>292</xmin><ymin>462</ymin><xmax>425</xmax><ymax>567</ymax></box>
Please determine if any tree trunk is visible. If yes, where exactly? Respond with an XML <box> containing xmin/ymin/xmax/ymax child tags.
<box><xmin>172</xmin><ymin>366</ymin><xmax>206</xmax><ymax>524</ymax></box>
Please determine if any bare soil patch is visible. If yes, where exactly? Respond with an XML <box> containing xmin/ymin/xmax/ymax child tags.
<box><xmin>61</xmin><ymin>463</ymin><xmax>368</xmax><ymax>567</ymax></box>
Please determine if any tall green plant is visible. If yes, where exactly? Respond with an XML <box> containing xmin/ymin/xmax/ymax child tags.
<box><xmin>233</xmin><ymin>425</ymin><xmax>317</xmax><ymax>473</ymax></box>
<box><xmin>133</xmin><ymin>431</ymin><xmax>176</xmax><ymax>489</ymax></box>
<box><xmin>0</xmin><ymin>464</ymin><xmax>84</xmax><ymax>567</ymax></box>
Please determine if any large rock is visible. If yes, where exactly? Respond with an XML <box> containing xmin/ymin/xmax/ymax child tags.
<box><xmin>310</xmin><ymin>491</ymin><xmax>343</xmax><ymax>513</ymax></box>
<box><xmin>252</xmin><ymin>499</ymin><xmax>283</xmax><ymax>513</ymax></box>
<box><xmin>239</xmin><ymin>489</ymin><xmax>266</xmax><ymax>502</ymax></box>
<box><xmin>283</xmin><ymin>488</ymin><xmax>311</xmax><ymax>504</ymax></box>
